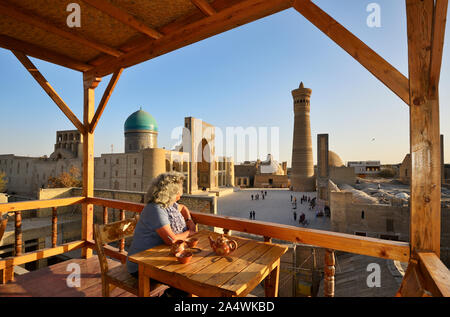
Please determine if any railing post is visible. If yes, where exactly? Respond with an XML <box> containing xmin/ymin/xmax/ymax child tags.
<box><xmin>324</xmin><ymin>249</ymin><xmax>335</xmax><ymax>297</ymax></box>
<box><xmin>103</xmin><ymin>206</ymin><xmax>108</xmax><ymax>224</ymax></box>
<box><xmin>15</xmin><ymin>211</ymin><xmax>22</xmax><ymax>256</ymax></box>
<box><xmin>119</xmin><ymin>209</ymin><xmax>125</xmax><ymax>252</ymax></box>
<box><xmin>52</xmin><ymin>207</ymin><xmax>57</xmax><ymax>248</ymax></box>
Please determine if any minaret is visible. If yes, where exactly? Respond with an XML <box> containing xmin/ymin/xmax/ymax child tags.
<box><xmin>291</xmin><ymin>82</ymin><xmax>315</xmax><ymax>192</ymax></box>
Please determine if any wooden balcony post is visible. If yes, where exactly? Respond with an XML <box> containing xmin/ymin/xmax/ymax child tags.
<box><xmin>103</xmin><ymin>206</ymin><xmax>108</xmax><ymax>224</ymax></box>
<box><xmin>406</xmin><ymin>0</ymin><xmax>443</xmax><ymax>258</ymax></box>
<box><xmin>324</xmin><ymin>249</ymin><xmax>335</xmax><ymax>297</ymax></box>
<box><xmin>119</xmin><ymin>209</ymin><xmax>125</xmax><ymax>252</ymax></box>
<box><xmin>81</xmin><ymin>73</ymin><xmax>101</xmax><ymax>259</ymax></box>
<box><xmin>52</xmin><ymin>207</ymin><xmax>57</xmax><ymax>248</ymax></box>
<box><xmin>14</xmin><ymin>211</ymin><xmax>22</xmax><ymax>256</ymax></box>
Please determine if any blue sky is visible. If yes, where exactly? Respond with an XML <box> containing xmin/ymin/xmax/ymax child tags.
<box><xmin>0</xmin><ymin>0</ymin><xmax>449</xmax><ymax>166</ymax></box>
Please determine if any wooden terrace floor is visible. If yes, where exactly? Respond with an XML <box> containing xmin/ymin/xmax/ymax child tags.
<box><xmin>0</xmin><ymin>257</ymin><xmax>136</xmax><ymax>297</ymax></box>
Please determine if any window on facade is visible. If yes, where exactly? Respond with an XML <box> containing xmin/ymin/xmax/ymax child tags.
<box><xmin>134</xmin><ymin>158</ymin><xmax>137</xmax><ymax>164</ymax></box>
<box><xmin>116</xmin><ymin>159</ymin><xmax>119</xmax><ymax>164</ymax></box>
<box><xmin>104</xmin><ymin>159</ymin><xmax>107</xmax><ymax>164</ymax></box>
<box><xmin>386</xmin><ymin>219</ymin><xmax>394</xmax><ymax>232</ymax></box>
<box><xmin>103</xmin><ymin>172</ymin><xmax>106</xmax><ymax>178</ymax></box>
<box><xmin>115</xmin><ymin>170</ymin><xmax>118</xmax><ymax>177</ymax></box>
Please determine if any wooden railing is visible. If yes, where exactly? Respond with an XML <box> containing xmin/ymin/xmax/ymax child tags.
<box><xmin>0</xmin><ymin>197</ymin><xmax>86</xmax><ymax>283</ymax></box>
<box><xmin>0</xmin><ymin>196</ymin><xmax>448</xmax><ymax>297</ymax></box>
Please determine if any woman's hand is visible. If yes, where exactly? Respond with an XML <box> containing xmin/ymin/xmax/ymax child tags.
<box><xmin>179</xmin><ymin>204</ymin><xmax>197</xmax><ymax>234</ymax></box>
<box><xmin>156</xmin><ymin>225</ymin><xmax>190</xmax><ymax>245</ymax></box>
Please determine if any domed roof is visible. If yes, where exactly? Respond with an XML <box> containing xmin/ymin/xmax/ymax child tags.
<box><xmin>124</xmin><ymin>109</ymin><xmax>158</xmax><ymax>132</ymax></box>
<box><xmin>329</xmin><ymin>151</ymin><xmax>344</xmax><ymax>167</ymax></box>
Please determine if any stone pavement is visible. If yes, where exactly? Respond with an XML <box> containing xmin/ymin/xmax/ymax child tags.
<box><xmin>216</xmin><ymin>188</ymin><xmax>331</xmax><ymax>231</ymax></box>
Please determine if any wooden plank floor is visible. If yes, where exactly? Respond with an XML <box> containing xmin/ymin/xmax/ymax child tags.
<box><xmin>0</xmin><ymin>257</ymin><xmax>136</xmax><ymax>297</ymax></box>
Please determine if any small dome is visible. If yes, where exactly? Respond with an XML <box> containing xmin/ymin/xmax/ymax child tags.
<box><xmin>124</xmin><ymin>109</ymin><xmax>158</xmax><ymax>132</ymax></box>
<box><xmin>329</xmin><ymin>151</ymin><xmax>344</xmax><ymax>167</ymax></box>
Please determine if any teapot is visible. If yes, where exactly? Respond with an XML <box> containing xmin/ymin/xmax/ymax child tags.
<box><xmin>208</xmin><ymin>234</ymin><xmax>238</xmax><ymax>256</ymax></box>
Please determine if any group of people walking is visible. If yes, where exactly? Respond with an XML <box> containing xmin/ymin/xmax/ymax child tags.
<box><xmin>248</xmin><ymin>190</ymin><xmax>270</xmax><ymax>220</ymax></box>
<box><xmin>251</xmin><ymin>190</ymin><xmax>268</xmax><ymax>201</ymax></box>
<box><xmin>290</xmin><ymin>194</ymin><xmax>311</xmax><ymax>226</ymax></box>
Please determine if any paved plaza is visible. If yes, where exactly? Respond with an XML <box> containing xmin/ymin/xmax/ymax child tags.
<box><xmin>216</xmin><ymin>188</ymin><xmax>331</xmax><ymax>232</ymax></box>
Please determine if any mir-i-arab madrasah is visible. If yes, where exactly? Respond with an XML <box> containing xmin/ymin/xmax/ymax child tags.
<box><xmin>0</xmin><ymin>110</ymin><xmax>235</xmax><ymax>197</ymax></box>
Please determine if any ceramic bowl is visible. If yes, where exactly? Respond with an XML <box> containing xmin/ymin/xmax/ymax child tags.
<box><xmin>175</xmin><ymin>250</ymin><xmax>193</xmax><ymax>264</ymax></box>
<box><xmin>186</xmin><ymin>237</ymin><xmax>199</xmax><ymax>248</ymax></box>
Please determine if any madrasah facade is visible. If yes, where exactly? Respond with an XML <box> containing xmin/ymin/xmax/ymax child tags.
<box><xmin>0</xmin><ymin>109</ymin><xmax>234</xmax><ymax>197</ymax></box>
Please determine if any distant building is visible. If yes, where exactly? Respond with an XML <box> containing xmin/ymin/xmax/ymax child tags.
<box><xmin>347</xmin><ymin>161</ymin><xmax>381</xmax><ymax>178</ymax></box>
<box><xmin>235</xmin><ymin>154</ymin><xmax>288</xmax><ymax>188</ymax></box>
<box><xmin>398</xmin><ymin>154</ymin><xmax>411</xmax><ymax>185</ymax></box>
<box><xmin>0</xmin><ymin>109</ymin><xmax>234</xmax><ymax>196</ymax></box>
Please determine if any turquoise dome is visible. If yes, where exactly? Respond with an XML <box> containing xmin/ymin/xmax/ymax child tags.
<box><xmin>124</xmin><ymin>109</ymin><xmax>158</xmax><ymax>132</ymax></box>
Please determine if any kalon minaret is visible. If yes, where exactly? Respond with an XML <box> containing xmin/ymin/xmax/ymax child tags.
<box><xmin>291</xmin><ymin>82</ymin><xmax>315</xmax><ymax>192</ymax></box>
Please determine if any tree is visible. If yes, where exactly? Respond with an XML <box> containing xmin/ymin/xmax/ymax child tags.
<box><xmin>48</xmin><ymin>166</ymin><xmax>82</xmax><ymax>188</ymax></box>
<box><xmin>0</xmin><ymin>171</ymin><xmax>7</xmax><ymax>192</ymax></box>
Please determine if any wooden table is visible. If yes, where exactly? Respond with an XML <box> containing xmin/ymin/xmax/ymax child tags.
<box><xmin>128</xmin><ymin>230</ymin><xmax>288</xmax><ymax>297</ymax></box>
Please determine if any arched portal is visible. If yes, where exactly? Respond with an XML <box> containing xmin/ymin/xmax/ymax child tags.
<box><xmin>197</xmin><ymin>138</ymin><xmax>211</xmax><ymax>189</ymax></box>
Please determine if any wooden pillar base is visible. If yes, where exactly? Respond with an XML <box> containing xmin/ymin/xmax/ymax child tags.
<box><xmin>0</xmin><ymin>266</ymin><xmax>15</xmax><ymax>284</ymax></box>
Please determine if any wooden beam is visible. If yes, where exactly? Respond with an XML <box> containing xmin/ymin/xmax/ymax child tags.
<box><xmin>86</xmin><ymin>0</ymin><xmax>244</xmax><ymax>67</ymax></box>
<box><xmin>81</xmin><ymin>0</ymin><xmax>163</xmax><ymax>40</ymax></box>
<box><xmin>396</xmin><ymin>259</ymin><xmax>432</xmax><ymax>297</ymax></box>
<box><xmin>86</xmin><ymin>0</ymin><xmax>292</xmax><ymax>77</ymax></box>
<box><xmin>86</xmin><ymin>197</ymin><xmax>144</xmax><ymax>213</ymax></box>
<box><xmin>190</xmin><ymin>211</ymin><xmax>411</xmax><ymax>262</ymax></box>
<box><xmin>81</xmin><ymin>74</ymin><xmax>101</xmax><ymax>259</ymax></box>
<box><xmin>293</xmin><ymin>0</ymin><xmax>410</xmax><ymax>105</ymax></box>
<box><xmin>406</xmin><ymin>0</ymin><xmax>441</xmax><ymax>257</ymax></box>
<box><xmin>12</xmin><ymin>52</ymin><xmax>86</xmax><ymax>133</ymax></box>
<box><xmin>429</xmin><ymin>0</ymin><xmax>448</xmax><ymax>98</ymax></box>
<box><xmin>89</xmin><ymin>68</ymin><xmax>123</xmax><ymax>133</ymax></box>
<box><xmin>0</xmin><ymin>1</ymin><xmax>123</xmax><ymax>57</ymax></box>
<box><xmin>417</xmin><ymin>252</ymin><xmax>450</xmax><ymax>297</ymax></box>
<box><xmin>0</xmin><ymin>197</ymin><xmax>85</xmax><ymax>213</ymax></box>
<box><xmin>0</xmin><ymin>240</ymin><xmax>85</xmax><ymax>270</ymax></box>
<box><xmin>191</xmin><ymin>0</ymin><xmax>217</xmax><ymax>16</ymax></box>
<box><xmin>0</xmin><ymin>34</ymin><xmax>92</xmax><ymax>72</ymax></box>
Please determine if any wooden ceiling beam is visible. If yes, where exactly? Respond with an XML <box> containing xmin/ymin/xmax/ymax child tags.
<box><xmin>12</xmin><ymin>51</ymin><xmax>86</xmax><ymax>134</ymax></box>
<box><xmin>429</xmin><ymin>0</ymin><xmax>448</xmax><ymax>98</ymax></box>
<box><xmin>0</xmin><ymin>34</ymin><xmax>92</xmax><ymax>72</ymax></box>
<box><xmin>293</xmin><ymin>0</ymin><xmax>410</xmax><ymax>106</ymax></box>
<box><xmin>87</xmin><ymin>0</ymin><xmax>244</xmax><ymax>67</ymax></box>
<box><xmin>86</xmin><ymin>0</ymin><xmax>291</xmax><ymax>77</ymax></box>
<box><xmin>191</xmin><ymin>0</ymin><xmax>217</xmax><ymax>16</ymax></box>
<box><xmin>89</xmin><ymin>68</ymin><xmax>123</xmax><ymax>133</ymax></box>
<box><xmin>0</xmin><ymin>1</ymin><xmax>123</xmax><ymax>58</ymax></box>
<box><xmin>81</xmin><ymin>0</ymin><xmax>163</xmax><ymax>40</ymax></box>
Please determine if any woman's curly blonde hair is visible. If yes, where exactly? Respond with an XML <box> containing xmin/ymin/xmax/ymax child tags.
<box><xmin>145</xmin><ymin>171</ymin><xmax>185</xmax><ymax>208</ymax></box>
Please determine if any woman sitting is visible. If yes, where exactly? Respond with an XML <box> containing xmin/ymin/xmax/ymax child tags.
<box><xmin>126</xmin><ymin>171</ymin><xmax>197</xmax><ymax>293</ymax></box>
